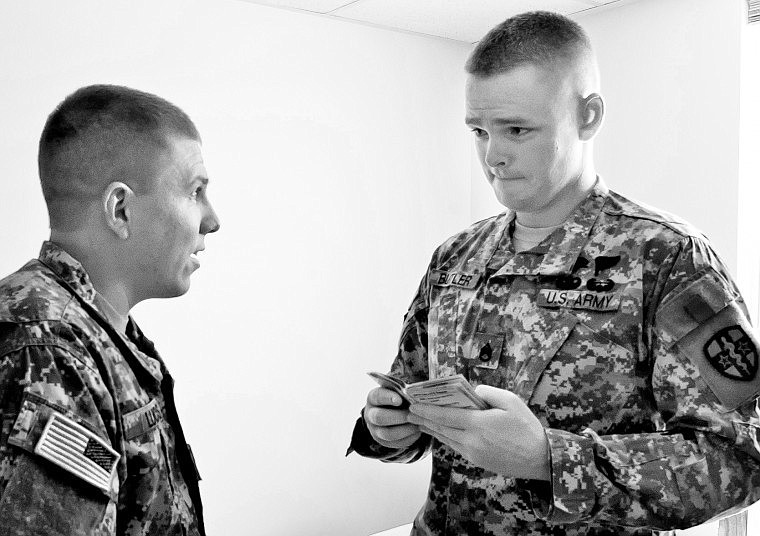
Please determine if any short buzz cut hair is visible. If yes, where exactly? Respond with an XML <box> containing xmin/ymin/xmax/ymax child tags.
<box><xmin>465</xmin><ymin>11</ymin><xmax>594</xmax><ymax>77</ymax></box>
<box><xmin>38</xmin><ymin>84</ymin><xmax>200</xmax><ymax>230</ymax></box>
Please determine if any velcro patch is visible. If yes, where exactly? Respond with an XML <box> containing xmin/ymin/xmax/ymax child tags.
<box><xmin>656</xmin><ymin>271</ymin><xmax>732</xmax><ymax>346</ymax></box>
<box><xmin>34</xmin><ymin>412</ymin><xmax>119</xmax><ymax>494</ymax></box>
<box><xmin>431</xmin><ymin>270</ymin><xmax>480</xmax><ymax>289</ymax></box>
<box><xmin>537</xmin><ymin>288</ymin><xmax>620</xmax><ymax>312</ymax></box>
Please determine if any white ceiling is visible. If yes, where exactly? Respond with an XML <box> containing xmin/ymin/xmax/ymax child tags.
<box><xmin>236</xmin><ymin>0</ymin><xmax>637</xmax><ymax>43</ymax></box>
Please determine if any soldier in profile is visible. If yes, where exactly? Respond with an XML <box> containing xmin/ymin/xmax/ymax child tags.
<box><xmin>348</xmin><ymin>11</ymin><xmax>760</xmax><ymax>535</ymax></box>
<box><xmin>0</xmin><ymin>84</ymin><xmax>219</xmax><ymax>535</ymax></box>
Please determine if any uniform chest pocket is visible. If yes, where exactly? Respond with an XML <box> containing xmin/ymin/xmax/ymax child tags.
<box><xmin>120</xmin><ymin>399</ymin><xmax>181</xmax><ymax>527</ymax></box>
<box><xmin>528</xmin><ymin>321</ymin><xmax>643</xmax><ymax>433</ymax></box>
<box><xmin>429</xmin><ymin>286</ymin><xmax>483</xmax><ymax>378</ymax></box>
<box><xmin>122</xmin><ymin>399</ymin><xmax>165</xmax><ymax>475</ymax></box>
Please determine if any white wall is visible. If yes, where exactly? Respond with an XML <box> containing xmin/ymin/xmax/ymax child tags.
<box><xmin>0</xmin><ymin>1</ymin><xmax>472</xmax><ymax>534</ymax></box>
<box><xmin>738</xmin><ymin>13</ymin><xmax>760</xmax><ymax>322</ymax></box>
<box><xmin>736</xmin><ymin>13</ymin><xmax>760</xmax><ymax>532</ymax></box>
<box><xmin>585</xmin><ymin>0</ymin><xmax>743</xmax><ymax>277</ymax></box>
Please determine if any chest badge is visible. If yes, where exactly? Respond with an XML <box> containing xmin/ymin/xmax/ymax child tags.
<box><xmin>538</xmin><ymin>254</ymin><xmax>623</xmax><ymax>311</ymax></box>
<box><xmin>704</xmin><ymin>325</ymin><xmax>758</xmax><ymax>381</ymax></box>
<box><xmin>554</xmin><ymin>256</ymin><xmax>589</xmax><ymax>290</ymax></box>
<box><xmin>586</xmin><ymin>255</ymin><xmax>621</xmax><ymax>292</ymax></box>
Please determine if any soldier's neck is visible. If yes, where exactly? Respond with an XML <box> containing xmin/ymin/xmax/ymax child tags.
<box><xmin>49</xmin><ymin>229</ymin><xmax>132</xmax><ymax>326</ymax></box>
<box><xmin>515</xmin><ymin>169</ymin><xmax>597</xmax><ymax>228</ymax></box>
<box><xmin>93</xmin><ymin>292</ymin><xmax>129</xmax><ymax>333</ymax></box>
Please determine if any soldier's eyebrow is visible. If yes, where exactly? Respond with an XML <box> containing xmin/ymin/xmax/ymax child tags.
<box><xmin>492</xmin><ymin>117</ymin><xmax>532</xmax><ymax>126</ymax></box>
<box><xmin>465</xmin><ymin>116</ymin><xmax>532</xmax><ymax>126</ymax></box>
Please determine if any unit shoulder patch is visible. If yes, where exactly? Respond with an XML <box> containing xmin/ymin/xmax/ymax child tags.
<box><xmin>673</xmin><ymin>302</ymin><xmax>760</xmax><ymax>410</ymax></box>
<box><xmin>703</xmin><ymin>325</ymin><xmax>757</xmax><ymax>381</ymax></box>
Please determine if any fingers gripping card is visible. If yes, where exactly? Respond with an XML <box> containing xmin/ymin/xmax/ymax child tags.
<box><xmin>368</xmin><ymin>372</ymin><xmax>489</xmax><ymax>409</ymax></box>
<box><xmin>367</xmin><ymin>372</ymin><xmax>414</xmax><ymax>407</ymax></box>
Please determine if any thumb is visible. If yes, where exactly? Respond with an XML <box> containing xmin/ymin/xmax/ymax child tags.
<box><xmin>474</xmin><ymin>384</ymin><xmax>516</xmax><ymax>411</ymax></box>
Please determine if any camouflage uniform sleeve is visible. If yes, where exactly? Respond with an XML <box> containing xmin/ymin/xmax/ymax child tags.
<box><xmin>531</xmin><ymin>236</ymin><xmax>760</xmax><ymax>530</ymax></box>
<box><xmin>0</xmin><ymin>336</ymin><xmax>117</xmax><ymax>535</ymax></box>
<box><xmin>347</xmin><ymin>273</ymin><xmax>433</xmax><ymax>462</ymax></box>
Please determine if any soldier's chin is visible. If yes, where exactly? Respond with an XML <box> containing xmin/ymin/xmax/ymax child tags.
<box><xmin>154</xmin><ymin>280</ymin><xmax>192</xmax><ymax>300</ymax></box>
<box><xmin>494</xmin><ymin>194</ymin><xmax>532</xmax><ymax>212</ymax></box>
<box><xmin>490</xmin><ymin>184</ymin><xmax>528</xmax><ymax>210</ymax></box>
<box><xmin>174</xmin><ymin>280</ymin><xmax>192</xmax><ymax>297</ymax></box>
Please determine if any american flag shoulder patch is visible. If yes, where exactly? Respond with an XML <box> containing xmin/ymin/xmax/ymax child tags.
<box><xmin>34</xmin><ymin>412</ymin><xmax>120</xmax><ymax>494</ymax></box>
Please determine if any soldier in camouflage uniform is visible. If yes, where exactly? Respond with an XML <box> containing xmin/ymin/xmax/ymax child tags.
<box><xmin>348</xmin><ymin>12</ymin><xmax>760</xmax><ymax>535</ymax></box>
<box><xmin>0</xmin><ymin>85</ymin><xmax>219</xmax><ymax>535</ymax></box>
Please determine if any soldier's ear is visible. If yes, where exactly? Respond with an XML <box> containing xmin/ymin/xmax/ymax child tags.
<box><xmin>102</xmin><ymin>182</ymin><xmax>134</xmax><ymax>240</ymax></box>
<box><xmin>579</xmin><ymin>93</ymin><xmax>604</xmax><ymax>141</ymax></box>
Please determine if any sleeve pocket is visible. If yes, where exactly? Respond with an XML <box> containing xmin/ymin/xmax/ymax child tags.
<box><xmin>6</xmin><ymin>392</ymin><xmax>118</xmax><ymax>501</ymax></box>
<box><xmin>655</xmin><ymin>271</ymin><xmax>760</xmax><ymax>411</ymax></box>
<box><xmin>0</xmin><ymin>453</ymin><xmax>111</xmax><ymax>536</ymax></box>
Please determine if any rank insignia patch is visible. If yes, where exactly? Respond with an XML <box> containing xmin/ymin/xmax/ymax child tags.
<box><xmin>471</xmin><ymin>332</ymin><xmax>504</xmax><ymax>370</ymax></box>
<box><xmin>704</xmin><ymin>325</ymin><xmax>758</xmax><ymax>381</ymax></box>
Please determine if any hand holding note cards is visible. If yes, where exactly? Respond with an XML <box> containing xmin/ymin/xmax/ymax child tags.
<box><xmin>368</xmin><ymin>372</ymin><xmax>489</xmax><ymax>410</ymax></box>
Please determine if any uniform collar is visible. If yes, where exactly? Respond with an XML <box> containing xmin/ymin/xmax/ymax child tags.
<box><xmin>490</xmin><ymin>178</ymin><xmax>609</xmax><ymax>277</ymax></box>
<box><xmin>40</xmin><ymin>241</ymin><xmax>130</xmax><ymax>332</ymax></box>
<box><xmin>38</xmin><ymin>241</ymin><xmax>98</xmax><ymax>304</ymax></box>
<box><xmin>38</xmin><ymin>241</ymin><xmax>166</xmax><ymax>384</ymax></box>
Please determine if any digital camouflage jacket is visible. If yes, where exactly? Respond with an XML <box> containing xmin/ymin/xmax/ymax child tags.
<box><xmin>0</xmin><ymin>242</ymin><xmax>204</xmax><ymax>536</ymax></box>
<box><xmin>349</xmin><ymin>180</ymin><xmax>760</xmax><ymax>535</ymax></box>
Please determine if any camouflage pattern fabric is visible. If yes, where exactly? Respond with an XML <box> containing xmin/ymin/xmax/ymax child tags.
<box><xmin>0</xmin><ymin>242</ymin><xmax>203</xmax><ymax>536</ymax></box>
<box><xmin>349</xmin><ymin>180</ymin><xmax>760</xmax><ymax>535</ymax></box>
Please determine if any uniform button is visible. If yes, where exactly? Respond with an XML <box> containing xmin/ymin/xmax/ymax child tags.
<box><xmin>506</xmin><ymin>380</ymin><xmax>515</xmax><ymax>390</ymax></box>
